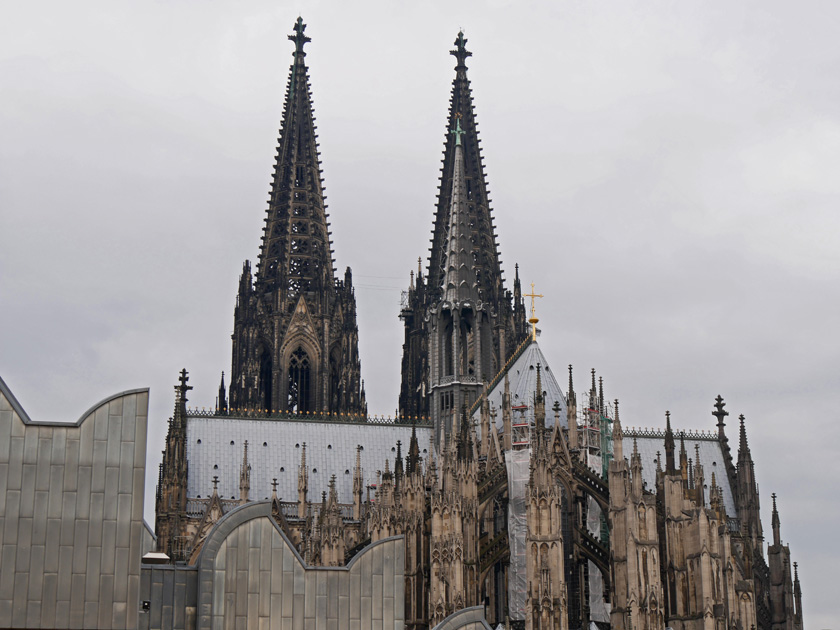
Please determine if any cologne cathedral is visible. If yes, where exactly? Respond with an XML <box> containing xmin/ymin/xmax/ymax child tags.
<box><xmin>155</xmin><ymin>19</ymin><xmax>805</xmax><ymax>630</ymax></box>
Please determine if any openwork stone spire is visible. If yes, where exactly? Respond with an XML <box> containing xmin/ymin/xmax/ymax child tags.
<box><xmin>398</xmin><ymin>30</ymin><xmax>527</xmax><ymax>427</ymax></box>
<box><xmin>257</xmin><ymin>17</ymin><xmax>333</xmax><ymax>296</ymax></box>
<box><xmin>229</xmin><ymin>19</ymin><xmax>364</xmax><ymax>416</ymax></box>
<box><xmin>427</xmin><ymin>30</ymin><xmax>506</xmax><ymax>310</ymax></box>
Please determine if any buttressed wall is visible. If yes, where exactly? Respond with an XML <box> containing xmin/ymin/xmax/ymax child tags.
<box><xmin>0</xmin><ymin>376</ymin><xmax>149</xmax><ymax>629</ymax></box>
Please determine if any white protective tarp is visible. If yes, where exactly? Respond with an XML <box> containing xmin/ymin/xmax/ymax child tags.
<box><xmin>586</xmin><ymin>452</ymin><xmax>610</xmax><ymax>623</ymax></box>
<box><xmin>505</xmin><ymin>448</ymin><xmax>531</xmax><ymax>621</ymax></box>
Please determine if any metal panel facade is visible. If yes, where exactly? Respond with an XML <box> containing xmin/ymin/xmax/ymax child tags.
<box><xmin>0</xmin><ymin>377</ymin><xmax>149</xmax><ymax>629</ymax></box>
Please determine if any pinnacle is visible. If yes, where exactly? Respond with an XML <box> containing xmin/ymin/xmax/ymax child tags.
<box><xmin>450</xmin><ymin>30</ymin><xmax>472</xmax><ymax>68</ymax></box>
<box><xmin>289</xmin><ymin>17</ymin><xmax>311</xmax><ymax>56</ymax></box>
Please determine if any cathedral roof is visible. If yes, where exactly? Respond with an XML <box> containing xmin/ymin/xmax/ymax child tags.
<box><xmin>622</xmin><ymin>430</ymin><xmax>737</xmax><ymax>516</ymax></box>
<box><xmin>472</xmin><ymin>338</ymin><xmax>568</xmax><ymax>436</ymax></box>
<box><xmin>185</xmin><ymin>415</ymin><xmax>433</xmax><ymax>506</ymax></box>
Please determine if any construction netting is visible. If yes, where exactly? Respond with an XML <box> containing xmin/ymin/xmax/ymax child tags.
<box><xmin>586</xmin><ymin>452</ymin><xmax>610</xmax><ymax>623</ymax></box>
<box><xmin>505</xmin><ymin>448</ymin><xmax>531</xmax><ymax>621</ymax></box>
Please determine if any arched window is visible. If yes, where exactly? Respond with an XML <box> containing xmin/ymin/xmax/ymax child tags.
<box><xmin>288</xmin><ymin>346</ymin><xmax>311</xmax><ymax>412</ymax></box>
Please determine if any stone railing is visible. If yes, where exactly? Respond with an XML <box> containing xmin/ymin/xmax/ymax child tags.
<box><xmin>187</xmin><ymin>407</ymin><xmax>433</xmax><ymax>427</ymax></box>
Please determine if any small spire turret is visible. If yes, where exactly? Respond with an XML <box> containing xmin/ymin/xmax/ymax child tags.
<box><xmin>612</xmin><ymin>399</ymin><xmax>624</xmax><ymax>461</ymax></box>
<box><xmin>664</xmin><ymin>411</ymin><xmax>675</xmax><ymax>473</ymax></box>
<box><xmin>239</xmin><ymin>441</ymin><xmax>251</xmax><ymax>504</ymax></box>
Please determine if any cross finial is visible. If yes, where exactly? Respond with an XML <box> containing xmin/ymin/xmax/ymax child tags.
<box><xmin>450</xmin><ymin>30</ymin><xmax>472</xmax><ymax>68</ymax></box>
<box><xmin>523</xmin><ymin>282</ymin><xmax>544</xmax><ymax>340</ymax></box>
<box><xmin>212</xmin><ymin>475</ymin><xmax>219</xmax><ymax>491</ymax></box>
<box><xmin>288</xmin><ymin>17</ymin><xmax>311</xmax><ymax>55</ymax></box>
<box><xmin>178</xmin><ymin>368</ymin><xmax>192</xmax><ymax>392</ymax></box>
<box><xmin>450</xmin><ymin>114</ymin><xmax>466</xmax><ymax>147</ymax></box>
<box><xmin>175</xmin><ymin>368</ymin><xmax>193</xmax><ymax>409</ymax></box>
<box><xmin>712</xmin><ymin>394</ymin><xmax>728</xmax><ymax>431</ymax></box>
<box><xmin>271</xmin><ymin>478</ymin><xmax>278</xmax><ymax>492</ymax></box>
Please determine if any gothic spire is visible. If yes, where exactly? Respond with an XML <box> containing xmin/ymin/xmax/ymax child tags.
<box><xmin>256</xmin><ymin>17</ymin><xmax>334</xmax><ymax>301</ymax></box>
<box><xmin>427</xmin><ymin>30</ymin><xmax>505</xmax><ymax>309</ymax></box>
<box><xmin>772</xmin><ymin>492</ymin><xmax>781</xmax><ymax>546</ymax></box>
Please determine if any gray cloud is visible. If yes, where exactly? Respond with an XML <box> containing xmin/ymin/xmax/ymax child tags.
<box><xmin>1</xmin><ymin>1</ymin><xmax>836</xmax><ymax>624</ymax></box>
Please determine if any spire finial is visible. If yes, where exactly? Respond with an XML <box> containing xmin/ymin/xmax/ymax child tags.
<box><xmin>523</xmin><ymin>282</ymin><xmax>543</xmax><ymax>340</ymax></box>
<box><xmin>212</xmin><ymin>475</ymin><xmax>219</xmax><ymax>492</ymax></box>
<box><xmin>450</xmin><ymin>30</ymin><xmax>472</xmax><ymax>68</ymax></box>
<box><xmin>289</xmin><ymin>17</ymin><xmax>311</xmax><ymax>55</ymax></box>
<box><xmin>713</xmin><ymin>394</ymin><xmax>728</xmax><ymax>431</ymax></box>
<box><xmin>568</xmin><ymin>364</ymin><xmax>574</xmax><ymax>394</ymax></box>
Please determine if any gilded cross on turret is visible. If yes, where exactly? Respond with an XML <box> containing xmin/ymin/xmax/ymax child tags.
<box><xmin>451</xmin><ymin>114</ymin><xmax>466</xmax><ymax>147</ymax></box>
<box><xmin>523</xmin><ymin>282</ymin><xmax>543</xmax><ymax>340</ymax></box>
<box><xmin>288</xmin><ymin>16</ymin><xmax>311</xmax><ymax>55</ymax></box>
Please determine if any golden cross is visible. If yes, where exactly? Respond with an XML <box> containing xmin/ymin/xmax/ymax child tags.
<box><xmin>522</xmin><ymin>282</ymin><xmax>543</xmax><ymax>340</ymax></box>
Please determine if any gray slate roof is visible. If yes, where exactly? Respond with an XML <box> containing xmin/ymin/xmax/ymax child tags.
<box><xmin>621</xmin><ymin>433</ymin><xmax>737</xmax><ymax>516</ymax></box>
<box><xmin>186</xmin><ymin>416</ymin><xmax>433</xmax><ymax>505</ymax></box>
<box><xmin>472</xmin><ymin>339</ymin><xmax>568</xmax><ymax>435</ymax></box>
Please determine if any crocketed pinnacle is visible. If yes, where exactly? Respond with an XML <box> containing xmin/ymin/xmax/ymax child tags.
<box><xmin>738</xmin><ymin>414</ymin><xmax>750</xmax><ymax>457</ymax></box>
<box><xmin>664</xmin><ymin>411</ymin><xmax>676</xmax><ymax>473</ymax></box>
<box><xmin>612</xmin><ymin>399</ymin><xmax>624</xmax><ymax>460</ymax></box>
<box><xmin>442</xmin><ymin>129</ymin><xmax>479</xmax><ymax>304</ymax></box>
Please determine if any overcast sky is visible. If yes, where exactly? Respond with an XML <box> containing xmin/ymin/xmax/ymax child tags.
<box><xmin>1</xmin><ymin>1</ymin><xmax>837</xmax><ymax>624</ymax></box>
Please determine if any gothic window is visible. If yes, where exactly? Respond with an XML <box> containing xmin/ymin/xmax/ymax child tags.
<box><xmin>293</xmin><ymin>206</ymin><xmax>307</xmax><ymax>216</ymax></box>
<box><xmin>291</xmin><ymin>221</ymin><xmax>308</xmax><ymax>234</ymax></box>
<box><xmin>287</xmin><ymin>346</ymin><xmax>312</xmax><ymax>413</ymax></box>
<box><xmin>295</xmin><ymin>166</ymin><xmax>305</xmax><ymax>187</ymax></box>
<box><xmin>290</xmin><ymin>239</ymin><xmax>309</xmax><ymax>255</ymax></box>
